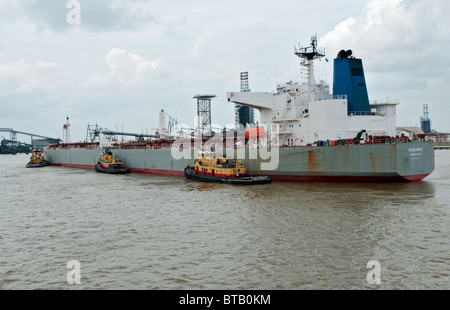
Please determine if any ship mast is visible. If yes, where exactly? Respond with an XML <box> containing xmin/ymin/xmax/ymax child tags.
<box><xmin>294</xmin><ymin>34</ymin><xmax>325</xmax><ymax>85</ymax></box>
<box><xmin>62</xmin><ymin>117</ymin><xmax>71</xmax><ymax>144</ymax></box>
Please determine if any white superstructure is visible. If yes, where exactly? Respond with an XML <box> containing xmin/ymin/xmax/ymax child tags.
<box><xmin>226</xmin><ymin>35</ymin><xmax>397</xmax><ymax>146</ymax></box>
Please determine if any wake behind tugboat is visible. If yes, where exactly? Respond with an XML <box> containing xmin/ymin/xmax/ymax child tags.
<box><xmin>184</xmin><ymin>151</ymin><xmax>272</xmax><ymax>185</ymax></box>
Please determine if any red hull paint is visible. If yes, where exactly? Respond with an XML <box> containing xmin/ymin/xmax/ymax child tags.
<box><xmin>50</xmin><ymin>163</ymin><xmax>428</xmax><ymax>182</ymax></box>
<box><xmin>51</xmin><ymin>163</ymin><xmax>95</xmax><ymax>169</ymax></box>
<box><xmin>50</xmin><ymin>163</ymin><xmax>185</xmax><ymax>177</ymax></box>
<box><xmin>401</xmin><ymin>174</ymin><xmax>430</xmax><ymax>182</ymax></box>
<box><xmin>129</xmin><ymin>167</ymin><xmax>184</xmax><ymax>177</ymax></box>
<box><xmin>265</xmin><ymin>174</ymin><xmax>429</xmax><ymax>182</ymax></box>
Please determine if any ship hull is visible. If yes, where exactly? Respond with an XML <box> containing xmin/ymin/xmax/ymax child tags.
<box><xmin>44</xmin><ymin>142</ymin><xmax>434</xmax><ymax>182</ymax></box>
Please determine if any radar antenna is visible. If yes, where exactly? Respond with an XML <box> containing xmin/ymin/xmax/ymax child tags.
<box><xmin>294</xmin><ymin>34</ymin><xmax>325</xmax><ymax>84</ymax></box>
<box><xmin>294</xmin><ymin>34</ymin><xmax>325</xmax><ymax>60</ymax></box>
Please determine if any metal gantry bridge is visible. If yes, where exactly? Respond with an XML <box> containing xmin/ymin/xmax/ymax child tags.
<box><xmin>0</xmin><ymin>128</ymin><xmax>61</xmax><ymax>145</ymax></box>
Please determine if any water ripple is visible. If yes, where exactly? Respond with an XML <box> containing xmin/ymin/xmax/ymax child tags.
<box><xmin>0</xmin><ymin>152</ymin><xmax>449</xmax><ymax>289</ymax></box>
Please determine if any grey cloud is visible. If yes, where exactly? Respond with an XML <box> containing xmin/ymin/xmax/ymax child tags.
<box><xmin>1</xmin><ymin>0</ymin><xmax>449</xmax><ymax>139</ymax></box>
<box><xmin>320</xmin><ymin>0</ymin><xmax>450</xmax><ymax>131</ymax></box>
<box><xmin>24</xmin><ymin>0</ymin><xmax>154</xmax><ymax>32</ymax></box>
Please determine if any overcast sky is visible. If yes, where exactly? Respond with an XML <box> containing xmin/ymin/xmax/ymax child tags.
<box><xmin>1</xmin><ymin>0</ymin><xmax>449</xmax><ymax>142</ymax></box>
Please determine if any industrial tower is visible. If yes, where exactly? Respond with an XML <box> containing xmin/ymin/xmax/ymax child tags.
<box><xmin>194</xmin><ymin>94</ymin><xmax>216</xmax><ymax>137</ymax></box>
<box><xmin>421</xmin><ymin>104</ymin><xmax>431</xmax><ymax>134</ymax></box>
<box><xmin>235</xmin><ymin>72</ymin><xmax>254</xmax><ymax>128</ymax></box>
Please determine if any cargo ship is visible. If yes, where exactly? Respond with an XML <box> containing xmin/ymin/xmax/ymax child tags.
<box><xmin>44</xmin><ymin>36</ymin><xmax>434</xmax><ymax>182</ymax></box>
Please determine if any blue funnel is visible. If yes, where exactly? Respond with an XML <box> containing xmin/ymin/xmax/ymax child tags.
<box><xmin>333</xmin><ymin>53</ymin><xmax>371</xmax><ymax>115</ymax></box>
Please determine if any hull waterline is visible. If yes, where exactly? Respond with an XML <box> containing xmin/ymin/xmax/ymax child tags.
<box><xmin>44</xmin><ymin>142</ymin><xmax>434</xmax><ymax>182</ymax></box>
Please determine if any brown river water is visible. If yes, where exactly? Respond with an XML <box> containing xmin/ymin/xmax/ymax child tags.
<box><xmin>1</xmin><ymin>151</ymin><xmax>449</xmax><ymax>290</ymax></box>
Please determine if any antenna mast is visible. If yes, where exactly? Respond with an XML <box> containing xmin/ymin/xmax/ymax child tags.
<box><xmin>294</xmin><ymin>34</ymin><xmax>325</xmax><ymax>84</ymax></box>
<box><xmin>63</xmin><ymin>117</ymin><xmax>71</xmax><ymax>144</ymax></box>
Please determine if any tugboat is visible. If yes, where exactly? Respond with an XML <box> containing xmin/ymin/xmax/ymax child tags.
<box><xmin>95</xmin><ymin>149</ymin><xmax>130</xmax><ymax>174</ymax></box>
<box><xmin>26</xmin><ymin>148</ymin><xmax>49</xmax><ymax>168</ymax></box>
<box><xmin>184</xmin><ymin>151</ymin><xmax>272</xmax><ymax>185</ymax></box>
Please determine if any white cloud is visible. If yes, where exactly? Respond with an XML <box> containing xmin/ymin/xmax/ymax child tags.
<box><xmin>322</xmin><ymin>0</ymin><xmax>450</xmax><ymax>69</ymax></box>
<box><xmin>1</xmin><ymin>0</ymin><xmax>449</xmax><ymax>140</ymax></box>
<box><xmin>0</xmin><ymin>54</ymin><xmax>58</xmax><ymax>96</ymax></box>
<box><xmin>90</xmin><ymin>48</ymin><xmax>163</xmax><ymax>86</ymax></box>
<box><xmin>320</xmin><ymin>0</ymin><xmax>450</xmax><ymax>130</ymax></box>
<box><xmin>364</xmin><ymin>0</ymin><xmax>402</xmax><ymax>30</ymax></box>
<box><xmin>189</xmin><ymin>32</ymin><xmax>213</xmax><ymax>60</ymax></box>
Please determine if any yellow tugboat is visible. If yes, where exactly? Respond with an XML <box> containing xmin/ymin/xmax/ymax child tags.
<box><xmin>95</xmin><ymin>149</ymin><xmax>130</xmax><ymax>174</ymax></box>
<box><xmin>184</xmin><ymin>151</ymin><xmax>272</xmax><ymax>185</ymax></box>
<box><xmin>26</xmin><ymin>148</ymin><xmax>49</xmax><ymax>168</ymax></box>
